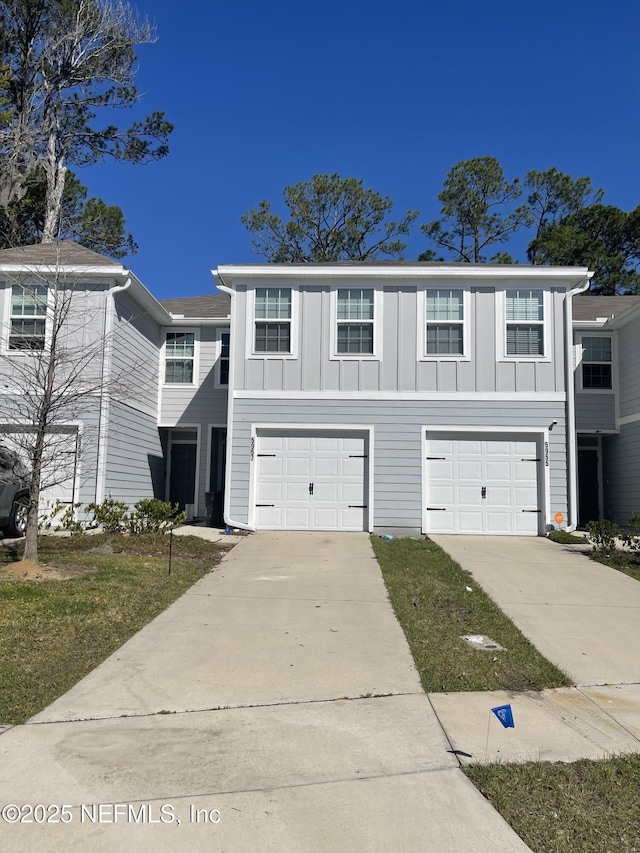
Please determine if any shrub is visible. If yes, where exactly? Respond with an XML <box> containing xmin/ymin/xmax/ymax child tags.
<box><xmin>86</xmin><ymin>497</ymin><xmax>129</xmax><ymax>533</ymax></box>
<box><xmin>128</xmin><ymin>499</ymin><xmax>186</xmax><ymax>534</ymax></box>
<box><xmin>622</xmin><ymin>512</ymin><xmax>640</xmax><ymax>552</ymax></box>
<box><xmin>586</xmin><ymin>519</ymin><xmax>621</xmax><ymax>555</ymax></box>
<box><xmin>42</xmin><ymin>500</ymin><xmax>87</xmax><ymax>535</ymax></box>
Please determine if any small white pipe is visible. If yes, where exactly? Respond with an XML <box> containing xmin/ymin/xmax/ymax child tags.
<box><xmin>565</xmin><ymin>274</ymin><xmax>593</xmax><ymax>530</ymax></box>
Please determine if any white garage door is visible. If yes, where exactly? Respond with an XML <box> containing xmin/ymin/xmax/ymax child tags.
<box><xmin>0</xmin><ymin>427</ymin><xmax>79</xmax><ymax>509</ymax></box>
<box><xmin>426</xmin><ymin>433</ymin><xmax>541</xmax><ymax>535</ymax></box>
<box><xmin>255</xmin><ymin>430</ymin><xmax>368</xmax><ymax>531</ymax></box>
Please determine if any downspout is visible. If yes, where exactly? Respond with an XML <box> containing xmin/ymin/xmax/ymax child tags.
<box><xmin>95</xmin><ymin>275</ymin><xmax>131</xmax><ymax>503</ymax></box>
<box><xmin>565</xmin><ymin>273</ymin><xmax>593</xmax><ymax>531</ymax></box>
<box><xmin>215</xmin><ymin>273</ymin><xmax>255</xmax><ymax>532</ymax></box>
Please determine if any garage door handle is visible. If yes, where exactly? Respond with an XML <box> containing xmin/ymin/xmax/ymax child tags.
<box><xmin>309</xmin><ymin>482</ymin><xmax>314</xmax><ymax>495</ymax></box>
<box><xmin>522</xmin><ymin>509</ymin><xmax>541</xmax><ymax>513</ymax></box>
<box><xmin>481</xmin><ymin>486</ymin><xmax>486</xmax><ymax>499</ymax></box>
<box><xmin>427</xmin><ymin>507</ymin><xmax>446</xmax><ymax>511</ymax></box>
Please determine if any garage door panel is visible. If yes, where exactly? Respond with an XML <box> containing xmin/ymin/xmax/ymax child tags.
<box><xmin>256</xmin><ymin>431</ymin><xmax>367</xmax><ymax>531</ymax></box>
<box><xmin>458</xmin><ymin>460</ymin><xmax>482</xmax><ymax>480</ymax></box>
<box><xmin>426</xmin><ymin>432</ymin><xmax>542</xmax><ymax>536</ymax></box>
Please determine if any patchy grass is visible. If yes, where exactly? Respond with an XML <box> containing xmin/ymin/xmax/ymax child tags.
<box><xmin>466</xmin><ymin>755</ymin><xmax>640</xmax><ymax>853</ymax></box>
<box><xmin>547</xmin><ymin>530</ymin><xmax>587</xmax><ymax>545</ymax></box>
<box><xmin>371</xmin><ymin>537</ymin><xmax>570</xmax><ymax>692</ymax></box>
<box><xmin>0</xmin><ymin>534</ymin><xmax>230</xmax><ymax>724</ymax></box>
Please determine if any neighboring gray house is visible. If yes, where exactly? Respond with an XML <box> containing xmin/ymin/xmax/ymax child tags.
<box><xmin>573</xmin><ymin>295</ymin><xmax>640</xmax><ymax>527</ymax></box>
<box><xmin>215</xmin><ymin>263</ymin><xmax>593</xmax><ymax>536</ymax></box>
<box><xmin>0</xmin><ymin>243</ymin><xmax>230</xmax><ymax>521</ymax></box>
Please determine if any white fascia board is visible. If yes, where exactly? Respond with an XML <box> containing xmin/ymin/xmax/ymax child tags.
<box><xmin>215</xmin><ymin>264</ymin><xmax>591</xmax><ymax>287</ymax></box>
<box><xmin>124</xmin><ymin>272</ymin><xmax>173</xmax><ymax>325</ymax></box>
<box><xmin>572</xmin><ymin>319</ymin><xmax>609</xmax><ymax>329</ymax></box>
<box><xmin>165</xmin><ymin>317</ymin><xmax>230</xmax><ymax>326</ymax></box>
<box><xmin>233</xmin><ymin>390</ymin><xmax>566</xmax><ymax>401</ymax></box>
<box><xmin>0</xmin><ymin>263</ymin><xmax>126</xmax><ymax>276</ymax></box>
<box><xmin>603</xmin><ymin>300</ymin><xmax>640</xmax><ymax>329</ymax></box>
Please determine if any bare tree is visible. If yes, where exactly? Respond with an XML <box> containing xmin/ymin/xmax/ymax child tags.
<box><xmin>0</xmin><ymin>243</ymin><xmax>137</xmax><ymax>562</ymax></box>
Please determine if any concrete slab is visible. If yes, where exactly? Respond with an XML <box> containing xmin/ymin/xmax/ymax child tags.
<box><xmin>172</xmin><ymin>524</ymin><xmax>246</xmax><ymax>545</ymax></box>
<box><xmin>581</xmin><ymin>683</ymin><xmax>640</xmax><ymax>740</ymax></box>
<box><xmin>31</xmin><ymin>534</ymin><xmax>419</xmax><ymax>722</ymax></box>
<box><xmin>430</xmin><ymin>535</ymin><xmax>640</xmax><ymax>685</ymax></box>
<box><xmin>429</xmin><ymin>688</ymin><xmax>640</xmax><ymax>765</ymax></box>
<box><xmin>0</xmin><ymin>726</ymin><xmax>11</xmax><ymax>735</ymax></box>
<box><xmin>0</xmin><ymin>771</ymin><xmax>530</xmax><ymax>853</ymax></box>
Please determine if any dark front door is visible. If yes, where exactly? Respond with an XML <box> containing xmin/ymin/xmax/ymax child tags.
<box><xmin>169</xmin><ymin>443</ymin><xmax>197</xmax><ymax>510</ymax></box>
<box><xmin>578</xmin><ymin>449</ymin><xmax>599</xmax><ymax>528</ymax></box>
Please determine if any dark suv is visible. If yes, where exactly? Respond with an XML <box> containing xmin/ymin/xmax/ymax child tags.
<box><xmin>0</xmin><ymin>444</ymin><xmax>30</xmax><ymax>538</ymax></box>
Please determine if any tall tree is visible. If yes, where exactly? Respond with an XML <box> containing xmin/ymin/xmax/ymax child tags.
<box><xmin>420</xmin><ymin>156</ymin><xmax>532</xmax><ymax>263</ymax></box>
<box><xmin>242</xmin><ymin>173</ymin><xmax>419</xmax><ymax>262</ymax></box>
<box><xmin>529</xmin><ymin>204</ymin><xmax>640</xmax><ymax>294</ymax></box>
<box><xmin>0</xmin><ymin>0</ymin><xmax>172</xmax><ymax>242</ymax></box>
<box><xmin>524</xmin><ymin>168</ymin><xmax>604</xmax><ymax>262</ymax></box>
<box><xmin>0</xmin><ymin>168</ymin><xmax>136</xmax><ymax>257</ymax></box>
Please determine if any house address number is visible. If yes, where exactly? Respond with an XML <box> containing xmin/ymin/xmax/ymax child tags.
<box><xmin>544</xmin><ymin>441</ymin><xmax>549</xmax><ymax>466</ymax></box>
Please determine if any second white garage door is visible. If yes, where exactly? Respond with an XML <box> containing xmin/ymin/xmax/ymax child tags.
<box><xmin>426</xmin><ymin>432</ymin><xmax>541</xmax><ymax>535</ymax></box>
<box><xmin>255</xmin><ymin>430</ymin><xmax>368</xmax><ymax>531</ymax></box>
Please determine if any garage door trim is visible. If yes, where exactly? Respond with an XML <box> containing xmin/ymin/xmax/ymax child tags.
<box><xmin>249</xmin><ymin>423</ymin><xmax>375</xmax><ymax>531</ymax></box>
<box><xmin>421</xmin><ymin>425</ymin><xmax>551</xmax><ymax>535</ymax></box>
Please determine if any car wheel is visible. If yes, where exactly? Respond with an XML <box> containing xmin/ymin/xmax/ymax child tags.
<box><xmin>7</xmin><ymin>499</ymin><xmax>28</xmax><ymax>538</ymax></box>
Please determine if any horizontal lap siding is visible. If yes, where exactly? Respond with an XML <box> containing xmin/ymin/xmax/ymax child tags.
<box><xmin>575</xmin><ymin>393</ymin><xmax>616</xmax><ymax>431</ymax></box>
<box><xmin>230</xmin><ymin>399</ymin><xmax>568</xmax><ymax>531</ymax></box>
<box><xmin>603</xmin><ymin>424</ymin><xmax>640</xmax><ymax>524</ymax></box>
<box><xmin>105</xmin><ymin>402</ymin><xmax>164</xmax><ymax>506</ymax></box>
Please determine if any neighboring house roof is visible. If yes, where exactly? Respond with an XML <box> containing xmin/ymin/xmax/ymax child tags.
<box><xmin>160</xmin><ymin>294</ymin><xmax>230</xmax><ymax>318</ymax></box>
<box><xmin>572</xmin><ymin>295</ymin><xmax>640</xmax><ymax>322</ymax></box>
<box><xmin>0</xmin><ymin>241</ymin><xmax>122</xmax><ymax>268</ymax></box>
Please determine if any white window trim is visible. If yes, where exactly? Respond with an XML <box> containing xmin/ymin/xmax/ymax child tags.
<box><xmin>1</xmin><ymin>279</ymin><xmax>53</xmax><ymax>355</ymax></box>
<box><xmin>417</xmin><ymin>286</ymin><xmax>470</xmax><ymax>362</ymax></box>
<box><xmin>245</xmin><ymin>287</ymin><xmax>299</xmax><ymax>360</ymax></box>
<box><xmin>161</xmin><ymin>328</ymin><xmax>200</xmax><ymax>387</ymax></box>
<box><xmin>496</xmin><ymin>289</ymin><xmax>551</xmax><ymax>363</ymax></box>
<box><xmin>214</xmin><ymin>328</ymin><xmax>231</xmax><ymax>389</ymax></box>
<box><xmin>576</xmin><ymin>331</ymin><xmax>616</xmax><ymax>394</ymax></box>
<box><xmin>329</xmin><ymin>287</ymin><xmax>382</xmax><ymax>361</ymax></box>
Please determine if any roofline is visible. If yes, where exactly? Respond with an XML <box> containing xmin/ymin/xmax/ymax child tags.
<box><xmin>162</xmin><ymin>316</ymin><xmax>230</xmax><ymax>326</ymax></box>
<box><xmin>215</xmin><ymin>264</ymin><xmax>593</xmax><ymax>286</ymax></box>
<box><xmin>0</xmin><ymin>262</ymin><xmax>124</xmax><ymax>275</ymax></box>
<box><xmin>602</xmin><ymin>299</ymin><xmax>640</xmax><ymax>329</ymax></box>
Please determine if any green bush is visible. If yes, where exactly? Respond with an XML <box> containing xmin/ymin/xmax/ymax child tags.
<box><xmin>622</xmin><ymin>512</ymin><xmax>640</xmax><ymax>552</ymax></box>
<box><xmin>586</xmin><ymin>519</ymin><xmax>621</xmax><ymax>555</ymax></box>
<box><xmin>41</xmin><ymin>500</ymin><xmax>87</xmax><ymax>535</ymax></box>
<box><xmin>128</xmin><ymin>499</ymin><xmax>186</xmax><ymax>534</ymax></box>
<box><xmin>86</xmin><ymin>497</ymin><xmax>129</xmax><ymax>533</ymax></box>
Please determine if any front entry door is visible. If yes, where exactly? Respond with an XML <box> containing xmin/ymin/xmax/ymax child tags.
<box><xmin>169</xmin><ymin>443</ymin><xmax>197</xmax><ymax>510</ymax></box>
<box><xmin>578</xmin><ymin>449</ymin><xmax>599</xmax><ymax>528</ymax></box>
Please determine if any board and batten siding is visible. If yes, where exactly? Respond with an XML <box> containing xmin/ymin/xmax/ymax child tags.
<box><xmin>104</xmin><ymin>401</ymin><xmax>165</xmax><ymax>505</ymax></box>
<box><xmin>231</xmin><ymin>284</ymin><xmax>568</xmax><ymax>395</ymax></box>
<box><xmin>229</xmin><ymin>399</ymin><xmax>568</xmax><ymax>532</ymax></box>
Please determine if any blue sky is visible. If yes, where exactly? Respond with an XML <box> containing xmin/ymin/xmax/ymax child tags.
<box><xmin>83</xmin><ymin>0</ymin><xmax>640</xmax><ymax>300</ymax></box>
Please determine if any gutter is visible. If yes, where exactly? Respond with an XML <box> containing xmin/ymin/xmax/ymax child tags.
<box><xmin>214</xmin><ymin>272</ymin><xmax>255</xmax><ymax>533</ymax></box>
<box><xmin>95</xmin><ymin>275</ymin><xmax>132</xmax><ymax>503</ymax></box>
<box><xmin>565</xmin><ymin>274</ymin><xmax>594</xmax><ymax>531</ymax></box>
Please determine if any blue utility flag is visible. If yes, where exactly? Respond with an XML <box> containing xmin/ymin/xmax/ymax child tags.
<box><xmin>491</xmin><ymin>704</ymin><xmax>515</xmax><ymax>728</ymax></box>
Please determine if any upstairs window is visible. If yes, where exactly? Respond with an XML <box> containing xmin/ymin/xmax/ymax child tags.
<box><xmin>582</xmin><ymin>336</ymin><xmax>612</xmax><ymax>389</ymax></box>
<box><xmin>506</xmin><ymin>289</ymin><xmax>544</xmax><ymax>356</ymax></box>
<box><xmin>254</xmin><ymin>288</ymin><xmax>291</xmax><ymax>353</ymax></box>
<box><xmin>336</xmin><ymin>289</ymin><xmax>374</xmax><ymax>355</ymax></box>
<box><xmin>165</xmin><ymin>331</ymin><xmax>195</xmax><ymax>383</ymax></box>
<box><xmin>219</xmin><ymin>332</ymin><xmax>230</xmax><ymax>385</ymax></box>
<box><xmin>9</xmin><ymin>284</ymin><xmax>47</xmax><ymax>350</ymax></box>
<box><xmin>426</xmin><ymin>289</ymin><xmax>464</xmax><ymax>355</ymax></box>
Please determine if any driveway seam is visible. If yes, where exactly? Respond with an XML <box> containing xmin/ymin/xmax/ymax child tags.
<box><xmin>24</xmin><ymin>691</ymin><xmax>425</xmax><ymax>726</ymax></box>
<box><xmin>576</xmin><ymin>686</ymin><xmax>640</xmax><ymax>747</ymax></box>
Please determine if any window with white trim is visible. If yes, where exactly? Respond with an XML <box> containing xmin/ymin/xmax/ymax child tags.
<box><xmin>506</xmin><ymin>289</ymin><xmax>544</xmax><ymax>356</ymax></box>
<box><xmin>165</xmin><ymin>331</ymin><xmax>195</xmax><ymax>383</ymax></box>
<box><xmin>582</xmin><ymin>336</ymin><xmax>612</xmax><ymax>389</ymax></box>
<box><xmin>219</xmin><ymin>331</ymin><xmax>230</xmax><ymax>385</ymax></box>
<box><xmin>254</xmin><ymin>288</ymin><xmax>291</xmax><ymax>353</ymax></box>
<box><xmin>9</xmin><ymin>283</ymin><xmax>47</xmax><ymax>350</ymax></box>
<box><xmin>336</xmin><ymin>289</ymin><xmax>374</xmax><ymax>355</ymax></box>
<box><xmin>426</xmin><ymin>289</ymin><xmax>464</xmax><ymax>355</ymax></box>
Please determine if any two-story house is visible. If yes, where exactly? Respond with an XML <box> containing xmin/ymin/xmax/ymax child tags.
<box><xmin>215</xmin><ymin>263</ymin><xmax>592</xmax><ymax>536</ymax></box>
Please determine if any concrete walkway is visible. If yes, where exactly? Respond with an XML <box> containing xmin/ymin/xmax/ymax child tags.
<box><xmin>0</xmin><ymin>533</ymin><xmax>529</xmax><ymax>852</ymax></box>
<box><xmin>429</xmin><ymin>535</ymin><xmax>640</xmax><ymax>765</ymax></box>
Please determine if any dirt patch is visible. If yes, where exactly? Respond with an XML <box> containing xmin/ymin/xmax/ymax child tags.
<box><xmin>0</xmin><ymin>560</ymin><xmax>90</xmax><ymax>581</ymax></box>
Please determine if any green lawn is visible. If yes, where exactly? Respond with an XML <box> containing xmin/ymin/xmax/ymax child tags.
<box><xmin>0</xmin><ymin>533</ymin><xmax>229</xmax><ymax>724</ymax></box>
<box><xmin>371</xmin><ymin>536</ymin><xmax>570</xmax><ymax>692</ymax></box>
<box><xmin>467</xmin><ymin>755</ymin><xmax>640</xmax><ymax>853</ymax></box>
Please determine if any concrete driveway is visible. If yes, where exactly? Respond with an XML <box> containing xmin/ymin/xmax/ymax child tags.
<box><xmin>430</xmin><ymin>535</ymin><xmax>640</xmax><ymax>686</ymax></box>
<box><xmin>0</xmin><ymin>532</ymin><xmax>528</xmax><ymax>852</ymax></box>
